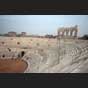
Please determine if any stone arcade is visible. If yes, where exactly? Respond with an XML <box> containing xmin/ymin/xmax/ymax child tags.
<box><xmin>58</xmin><ymin>25</ymin><xmax>78</xmax><ymax>39</ymax></box>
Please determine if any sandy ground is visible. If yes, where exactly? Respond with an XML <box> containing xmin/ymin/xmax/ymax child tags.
<box><xmin>0</xmin><ymin>59</ymin><xmax>28</xmax><ymax>73</ymax></box>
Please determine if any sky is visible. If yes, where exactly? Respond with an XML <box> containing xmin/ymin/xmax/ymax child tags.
<box><xmin>0</xmin><ymin>15</ymin><xmax>88</xmax><ymax>36</ymax></box>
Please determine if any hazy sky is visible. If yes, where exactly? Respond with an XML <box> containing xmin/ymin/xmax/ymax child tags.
<box><xmin>0</xmin><ymin>15</ymin><xmax>88</xmax><ymax>36</ymax></box>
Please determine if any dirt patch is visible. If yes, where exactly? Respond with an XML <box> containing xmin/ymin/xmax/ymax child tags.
<box><xmin>0</xmin><ymin>59</ymin><xmax>28</xmax><ymax>73</ymax></box>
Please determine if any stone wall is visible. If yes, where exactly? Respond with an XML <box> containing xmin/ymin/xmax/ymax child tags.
<box><xmin>58</xmin><ymin>25</ymin><xmax>78</xmax><ymax>39</ymax></box>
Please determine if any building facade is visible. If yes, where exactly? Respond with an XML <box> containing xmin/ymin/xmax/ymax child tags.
<box><xmin>20</xmin><ymin>32</ymin><xmax>27</xmax><ymax>37</ymax></box>
<box><xmin>8</xmin><ymin>32</ymin><xmax>17</xmax><ymax>37</ymax></box>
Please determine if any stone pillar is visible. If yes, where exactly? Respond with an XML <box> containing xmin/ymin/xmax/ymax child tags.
<box><xmin>74</xmin><ymin>30</ymin><xmax>77</xmax><ymax>37</ymax></box>
<box><xmin>74</xmin><ymin>25</ymin><xmax>78</xmax><ymax>38</ymax></box>
<box><xmin>64</xmin><ymin>31</ymin><xmax>66</xmax><ymax>36</ymax></box>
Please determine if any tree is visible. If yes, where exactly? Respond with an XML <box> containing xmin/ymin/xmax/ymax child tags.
<box><xmin>16</xmin><ymin>34</ymin><xmax>21</xmax><ymax>37</ymax></box>
<box><xmin>3</xmin><ymin>34</ymin><xmax>8</xmax><ymax>36</ymax></box>
<box><xmin>80</xmin><ymin>34</ymin><xmax>88</xmax><ymax>40</ymax></box>
<box><xmin>0</xmin><ymin>34</ymin><xmax>2</xmax><ymax>36</ymax></box>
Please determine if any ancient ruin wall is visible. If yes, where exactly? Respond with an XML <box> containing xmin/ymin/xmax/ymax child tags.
<box><xmin>57</xmin><ymin>25</ymin><xmax>78</xmax><ymax>39</ymax></box>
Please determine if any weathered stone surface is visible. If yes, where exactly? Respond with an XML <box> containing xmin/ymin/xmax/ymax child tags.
<box><xmin>0</xmin><ymin>36</ymin><xmax>88</xmax><ymax>73</ymax></box>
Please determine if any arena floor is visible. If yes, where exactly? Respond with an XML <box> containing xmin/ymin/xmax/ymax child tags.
<box><xmin>0</xmin><ymin>59</ymin><xmax>28</xmax><ymax>73</ymax></box>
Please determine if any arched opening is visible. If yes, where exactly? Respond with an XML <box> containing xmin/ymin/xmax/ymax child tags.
<box><xmin>21</xmin><ymin>51</ymin><xmax>25</xmax><ymax>57</ymax></box>
<box><xmin>66</xmin><ymin>30</ymin><xmax>69</xmax><ymax>36</ymax></box>
<box><xmin>70</xmin><ymin>30</ymin><xmax>73</xmax><ymax>37</ymax></box>
<box><xmin>72</xmin><ymin>30</ymin><xmax>76</xmax><ymax>37</ymax></box>
<box><xmin>2</xmin><ymin>54</ymin><xmax>5</xmax><ymax>58</ymax></box>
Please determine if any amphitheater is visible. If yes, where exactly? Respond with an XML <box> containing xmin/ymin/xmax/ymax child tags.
<box><xmin>0</xmin><ymin>26</ymin><xmax>88</xmax><ymax>73</ymax></box>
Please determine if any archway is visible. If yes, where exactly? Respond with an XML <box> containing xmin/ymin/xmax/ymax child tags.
<box><xmin>66</xmin><ymin>29</ymin><xmax>69</xmax><ymax>36</ymax></box>
<box><xmin>70</xmin><ymin>30</ymin><xmax>73</xmax><ymax>37</ymax></box>
<box><xmin>21</xmin><ymin>51</ymin><xmax>25</xmax><ymax>57</ymax></box>
<box><xmin>2</xmin><ymin>54</ymin><xmax>5</xmax><ymax>58</ymax></box>
<box><xmin>72</xmin><ymin>30</ymin><xmax>75</xmax><ymax>37</ymax></box>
